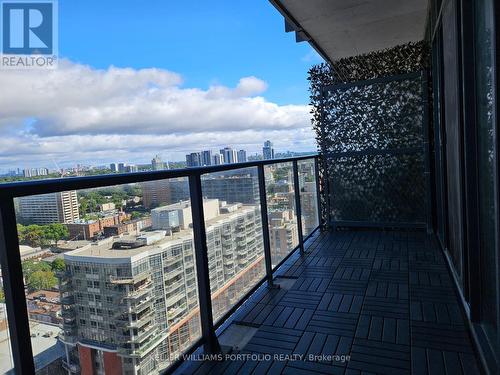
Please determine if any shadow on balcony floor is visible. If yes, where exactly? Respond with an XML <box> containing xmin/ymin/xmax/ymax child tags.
<box><xmin>177</xmin><ymin>229</ymin><xmax>481</xmax><ymax>375</ymax></box>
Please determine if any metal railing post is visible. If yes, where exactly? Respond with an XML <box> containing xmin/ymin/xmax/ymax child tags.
<box><xmin>314</xmin><ymin>157</ymin><xmax>323</xmax><ymax>230</ymax></box>
<box><xmin>321</xmin><ymin>153</ymin><xmax>332</xmax><ymax>230</ymax></box>
<box><xmin>188</xmin><ymin>174</ymin><xmax>220</xmax><ymax>354</ymax></box>
<box><xmin>292</xmin><ymin>160</ymin><xmax>305</xmax><ymax>255</ymax></box>
<box><xmin>0</xmin><ymin>198</ymin><xmax>35</xmax><ymax>374</ymax></box>
<box><xmin>257</xmin><ymin>165</ymin><xmax>274</xmax><ymax>287</ymax></box>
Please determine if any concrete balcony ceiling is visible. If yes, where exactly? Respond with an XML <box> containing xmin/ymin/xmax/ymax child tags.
<box><xmin>271</xmin><ymin>0</ymin><xmax>429</xmax><ymax>61</ymax></box>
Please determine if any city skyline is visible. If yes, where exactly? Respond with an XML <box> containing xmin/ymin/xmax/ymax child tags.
<box><xmin>2</xmin><ymin>142</ymin><xmax>316</xmax><ymax>176</ymax></box>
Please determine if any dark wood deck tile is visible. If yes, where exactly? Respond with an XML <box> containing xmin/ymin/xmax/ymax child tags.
<box><xmin>283</xmin><ymin>360</ymin><xmax>345</xmax><ymax>375</ymax></box>
<box><xmin>182</xmin><ymin>230</ymin><xmax>482</xmax><ymax>375</ymax></box>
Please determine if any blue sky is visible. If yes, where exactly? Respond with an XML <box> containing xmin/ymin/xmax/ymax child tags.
<box><xmin>59</xmin><ymin>0</ymin><xmax>321</xmax><ymax>105</ymax></box>
<box><xmin>0</xmin><ymin>0</ymin><xmax>322</xmax><ymax>171</ymax></box>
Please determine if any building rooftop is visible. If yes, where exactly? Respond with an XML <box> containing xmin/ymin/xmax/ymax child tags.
<box><xmin>64</xmin><ymin>204</ymin><xmax>258</xmax><ymax>262</ymax></box>
<box><xmin>0</xmin><ymin>307</ymin><xmax>64</xmax><ymax>374</ymax></box>
<box><xmin>26</xmin><ymin>290</ymin><xmax>60</xmax><ymax>303</ymax></box>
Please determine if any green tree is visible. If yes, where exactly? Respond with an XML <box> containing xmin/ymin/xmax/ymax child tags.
<box><xmin>22</xmin><ymin>259</ymin><xmax>52</xmax><ymax>274</ymax></box>
<box><xmin>51</xmin><ymin>258</ymin><xmax>65</xmax><ymax>272</ymax></box>
<box><xmin>17</xmin><ymin>223</ymin><xmax>26</xmax><ymax>244</ymax></box>
<box><xmin>44</xmin><ymin>223</ymin><xmax>69</xmax><ymax>246</ymax></box>
<box><xmin>22</xmin><ymin>260</ymin><xmax>56</xmax><ymax>291</ymax></box>
<box><xmin>20</xmin><ymin>225</ymin><xmax>46</xmax><ymax>248</ymax></box>
<box><xmin>26</xmin><ymin>270</ymin><xmax>57</xmax><ymax>291</ymax></box>
<box><xmin>130</xmin><ymin>211</ymin><xmax>144</xmax><ymax>220</ymax></box>
<box><xmin>79</xmin><ymin>198</ymin><xmax>89</xmax><ymax>214</ymax></box>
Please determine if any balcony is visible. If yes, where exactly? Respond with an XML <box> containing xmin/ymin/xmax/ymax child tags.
<box><xmin>0</xmin><ymin>146</ymin><xmax>492</xmax><ymax>375</ymax></box>
<box><xmin>117</xmin><ymin>332</ymin><xmax>167</xmax><ymax>358</ymax></box>
<box><xmin>0</xmin><ymin>2</ymin><xmax>498</xmax><ymax>370</ymax></box>
<box><xmin>117</xmin><ymin>309</ymin><xmax>155</xmax><ymax>329</ymax></box>
<box><xmin>122</xmin><ymin>281</ymin><xmax>154</xmax><ymax>300</ymax></box>
<box><xmin>178</xmin><ymin>230</ymin><xmax>482</xmax><ymax>374</ymax></box>
<box><xmin>109</xmin><ymin>272</ymin><xmax>150</xmax><ymax>285</ymax></box>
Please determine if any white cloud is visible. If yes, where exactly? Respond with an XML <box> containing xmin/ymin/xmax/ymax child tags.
<box><xmin>0</xmin><ymin>60</ymin><xmax>315</xmax><ymax>169</ymax></box>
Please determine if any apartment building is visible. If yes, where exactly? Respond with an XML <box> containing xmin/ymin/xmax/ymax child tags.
<box><xmin>268</xmin><ymin>210</ymin><xmax>298</xmax><ymax>264</ymax></box>
<box><xmin>103</xmin><ymin>217</ymin><xmax>152</xmax><ymax>237</ymax></box>
<box><xmin>300</xmin><ymin>181</ymin><xmax>319</xmax><ymax>235</ymax></box>
<box><xmin>151</xmin><ymin>155</ymin><xmax>166</xmax><ymax>171</ymax></box>
<box><xmin>185</xmin><ymin>152</ymin><xmax>202</xmax><ymax>167</ymax></box>
<box><xmin>211</xmin><ymin>153</ymin><xmax>223</xmax><ymax>165</ymax></box>
<box><xmin>201</xmin><ymin>175</ymin><xmax>259</xmax><ymax>205</ymax></box>
<box><xmin>17</xmin><ymin>191</ymin><xmax>79</xmax><ymax>225</ymax></box>
<box><xmin>142</xmin><ymin>175</ymin><xmax>259</xmax><ymax>210</ymax></box>
<box><xmin>141</xmin><ymin>178</ymin><xmax>190</xmax><ymax>209</ymax></box>
<box><xmin>23</xmin><ymin>168</ymin><xmax>49</xmax><ymax>178</ymax></box>
<box><xmin>151</xmin><ymin>199</ymin><xmax>219</xmax><ymax>231</ymax></box>
<box><xmin>58</xmin><ymin>200</ymin><xmax>264</xmax><ymax>374</ymax></box>
<box><xmin>219</xmin><ymin>147</ymin><xmax>237</xmax><ymax>164</ymax></box>
<box><xmin>236</xmin><ymin>150</ymin><xmax>246</xmax><ymax>163</ymax></box>
<box><xmin>262</xmin><ymin>140</ymin><xmax>274</xmax><ymax>160</ymax></box>
<box><xmin>200</xmin><ymin>150</ymin><xmax>212</xmax><ymax>166</ymax></box>
<box><xmin>66</xmin><ymin>212</ymin><xmax>130</xmax><ymax>240</ymax></box>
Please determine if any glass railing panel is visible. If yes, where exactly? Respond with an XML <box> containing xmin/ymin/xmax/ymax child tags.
<box><xmin>12</xmin><ymin>177</ymin><xmax>202</xmax><ymax>373</ymax></box>
<box><xmin>298</xmin><ymin>158</ymin><xmax>319</xmax><ymax>237</ymax></box>
<box><xmin>264</xmin><ymin>162</ymin><xmax>299</xmax><ymax>267</ymax></box>
<box><xmin>200</xmin><ymin>167</ymin><xmax>266</xmax><ymax>323</ymax></box>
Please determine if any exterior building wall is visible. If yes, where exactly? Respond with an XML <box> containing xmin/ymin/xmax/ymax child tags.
<box><xmin>66</xmin><ymin>213</ymin><xmax>130</xmax><ymax>240</ymax></box>
<box><xmin>269</xmin><ymin>210</ymin><xmax>298</xmax><ymax>261</ymax></box>
<box><xmin>201</xmin><ymin>176</ymin><xmax>259</xmax><ymax>204</ymax></box>
<box><xmin>141</xmin><ymin>179</ymin><xmax>189</xmax><ymax>208</ymax></box>
<box><xmin>78</xmin><ymin>345</ymin><xmax>93</xmax><ymax>375</ymax></box>
<box><xmin>59</xmin><ymin>202</ymin><xmax>264</xmax><ymax>374</ymax></box>
<box><xmin>103</xmin><ymin>352</ymin><xmax>122</xmax><ymax>375</ymax></box>
<box><xmin>263</xmin><ymin>141</ymin><xmax>274</xmax><ymax>160</ymax></box>
<box><xmin>18</xmin><ymin>191</ymin><xmax>79</xmax><ymax>225</ymax></box>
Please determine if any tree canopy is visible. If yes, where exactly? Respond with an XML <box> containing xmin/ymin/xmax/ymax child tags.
<box><xmin>17</xmin><ymin>223</ymin><xmax>69</xmax><ymax>248</ymax></box>
<box><xmin>22</xmin><ymin>260</ymin><xmax>57</xmax><ymax>291</ymax></box>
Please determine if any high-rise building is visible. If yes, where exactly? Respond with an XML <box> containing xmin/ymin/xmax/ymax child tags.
<box><xmin>118</xmin><ymin>163</ymin><xmax>126</xmax><ymax>173</ymax></box>
<box><xmin>141</xmin><ymin>178</ymin><xmax>190</xmax><ymax>208</ymax></box>
<box><xmin>18</xmin><ymin>191</ymin><xmax>80</xmax><ymax>225</ymax></box>
<box><xmin>125</xmin><ymin>165</ymin><xmax>138</xmax><ymax>173</ymax></box>
<box><xmin>201</xmin><ymin>175</ymin><xmax>259</xmax><ymax>204</ymax></box>
<box><xmin>268</xmin><ymin>210</ymin><xmax>298</xmax><ymax>263</ymax></box>
<box><xmin>211</xmin><ymin>153</ymin><xmax>223</xmax><ymax>165</ymax></box>
<box><xmin>110</xmin><ymin>163</ymin><xmax>118</xmax><ymax>172</ymax></box>
<box><xmin>201</xmin><ymin>150</ymin><xmax>212</xmax><ymax>166</ymax></box>
<box><xmin>263</xmin><ymin>140</ymin><xmax>274</xmax><ymax>160</ymax></box>
<box><xmin>22</xmin><ymin>167</ymin><xmax>50</xmax><ymax>178</ymax></box>
<box><xmin>237</xmin><ymin>150</ymin><xmax>247</xmax><ymax>163</ymax></box>
<box><xmin>58</xmin><ymin>200</ymin><xmax>264</xmax><ymax>374</ymax></box>
<box><xmin>300</xmin><ymin>181</ymin><xmax>319</xmax><ymax>234</ymax></box>
<box><xmin>185</xmin><ymin>152</ymin><xmax>202</xmax><ymax>167</ymax></box>
<box><xmin>151</xmin><ymin>199</ymin><xmax>219</xmax><ymax>231</ymax></box>
<box><xmin>220</xmin><ymin>147</ymin><xmax>237</xmax><ymax>164</ymax></box>
<box><xmin>151</xmin><ymin>155</ymin><xmax>165</xmax><ymax>171</ymax></box>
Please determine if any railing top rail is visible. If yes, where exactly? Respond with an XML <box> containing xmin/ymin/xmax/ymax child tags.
<box><xmin>0</xmin><ymin>154</ymin><xmax>319</xmax><ymax>199</ymax></box>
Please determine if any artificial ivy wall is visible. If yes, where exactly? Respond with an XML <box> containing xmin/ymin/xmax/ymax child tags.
<box><xmin>309</xmin><ymin>42</ymin><xmax>431</xmax><ymax>228</ymax></box>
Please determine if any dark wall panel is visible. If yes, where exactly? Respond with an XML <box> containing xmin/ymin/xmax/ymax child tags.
<box><xmin>441</xmin><ymin>0</ymin><xmax>465</xmax><ymax>284</ymax></box>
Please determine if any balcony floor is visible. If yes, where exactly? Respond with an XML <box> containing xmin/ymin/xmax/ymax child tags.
<box><xmin>178</xmin><ymin>229</ymin><xmax>481</xmax><ymax>375</ymax></box>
